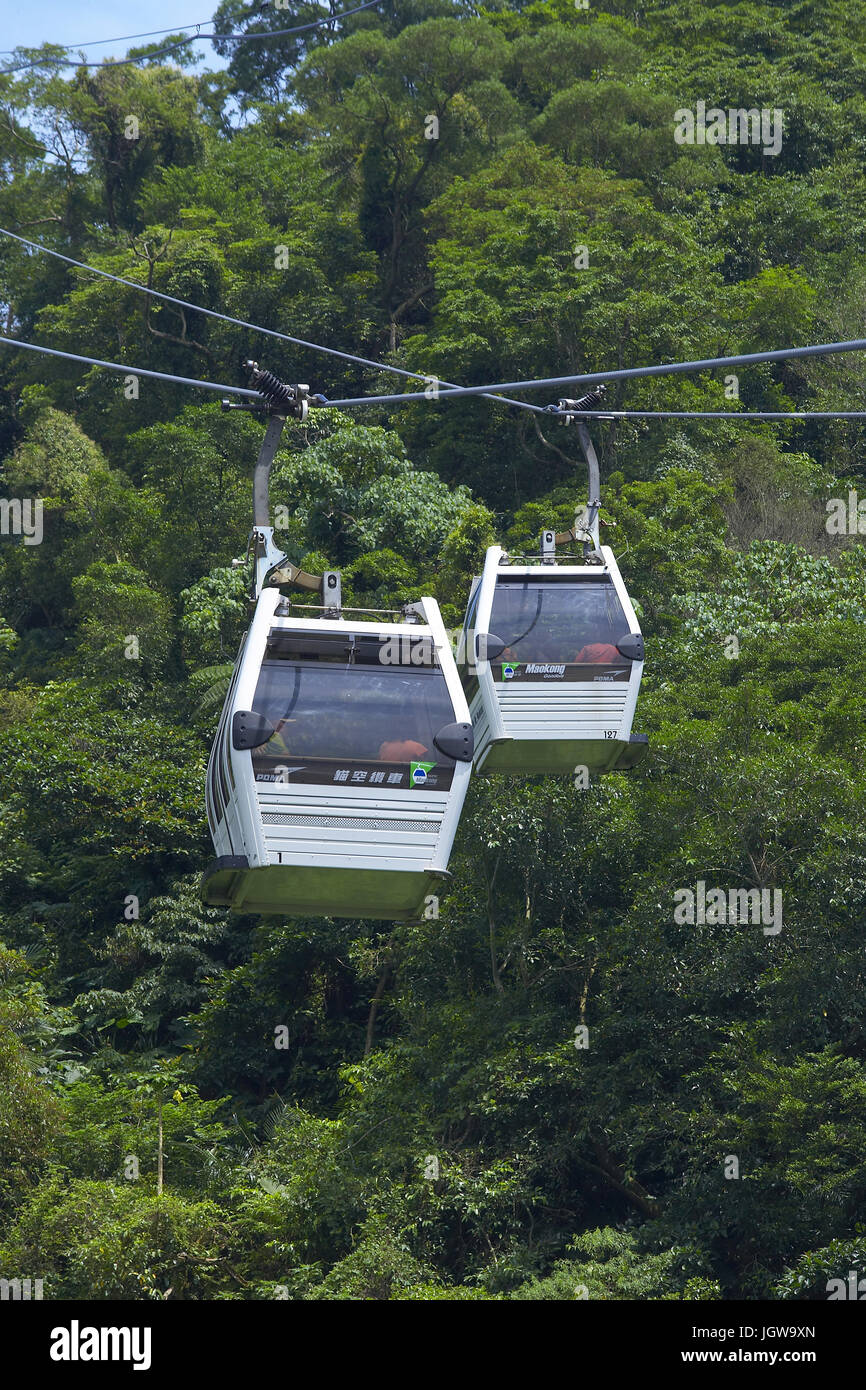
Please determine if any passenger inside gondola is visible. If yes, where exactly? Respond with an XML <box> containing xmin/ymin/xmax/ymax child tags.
<box><xmin>490</xmin><ymin>581</ymin><xmax>631</xmax><ymax>665</ymax></box>
<box><xmin>251</xmin><ymin>655</ymin><xmax>453</xmax><ymax>769</ymax></box>
<box><xmin>379</xmin><ymin>739</ymin><xmax>429</xmax><ymax>761</ymax></box>
<box><xmin>573</xmin><ymin>640</ymin><xmax>620</xmax><ymax>663</ymax></box>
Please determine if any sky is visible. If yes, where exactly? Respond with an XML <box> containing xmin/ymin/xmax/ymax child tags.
<box><xmin>1</xmin><ymin>1</ymin><xmax>230</xmax><ymax>71</ymax></box>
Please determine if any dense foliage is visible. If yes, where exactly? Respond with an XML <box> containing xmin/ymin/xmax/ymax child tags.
<box><xmin>0</xmin><ymin>0</ymin><xmax>864</xmax><ymax>1300</ymax></box>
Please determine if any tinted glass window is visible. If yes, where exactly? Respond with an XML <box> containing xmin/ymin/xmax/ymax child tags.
<box><xmin>490</xmin><ymin>580</ymin><xmax>631</xmax><ymax>664</ymax></box>
<box><xmin>250</xmin><ymin>660</ymin><xmax>457</xmax><ymax>767</ymax></box>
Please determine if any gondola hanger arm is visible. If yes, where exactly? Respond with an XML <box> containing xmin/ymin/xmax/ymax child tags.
<box><xmin>221</xmin><ymin>362</ymin><xmax>330</xmax><ymax>601</ymax></box>
<box><xmin>540</xmin><ymin>386</ymin><xmax>609</xmax><ymax>559</ymax></box>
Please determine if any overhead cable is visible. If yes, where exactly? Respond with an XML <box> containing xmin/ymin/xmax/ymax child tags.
<box><xmin>550</xmin><ymin>409</ymin><xmax>866</xmax><ymax>420</ymax></box>
<box><xmin>3</xmin><ymin>334</ymin><xmax>866</xmax><ymax>422</ymax></box>
<box><xmin>0</xmin><ymin>226</ymin><xmax>544</xmax><ymax>414</ymax></box>
<box><xmin>322</xmin><ymin>337</ymin><xmax>866</xmax><ymax>409</ymax></box>
<box><xmin>0</xmin><ymin>16</ymin><xmax>215</xmax><ymax>54</ymax></box>
<box><xmin>2</xmin><ymin>0</ymin><xmax>382</xmax><ymax>73</ymax></box>
<box><xmin>0</xmin><ymin>334</ymin><xmax>259</xmax><ymax>397</ymax></box>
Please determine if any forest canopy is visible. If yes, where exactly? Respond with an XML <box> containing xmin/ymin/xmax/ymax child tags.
<box><xmin>0</xmin><ymin>0</ymin><xmax>865</xmax><ymax>1301</ymax></box>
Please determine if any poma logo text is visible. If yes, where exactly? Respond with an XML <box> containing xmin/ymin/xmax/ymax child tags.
<box><xmin>50</xmin><ymin>1321</ymin><xmax>152</xmax><ymax>1372</ymax></box>
<box><xmin>674</xmin><ymin>101</ymin><xmax>783</xmax><ymax>156</ymax></box>
<box><xmin>673</xmin><ymin>880</ymin><xmax>782</xmax><ymax>935</ymax></box>
<box><xmin>0</xmin><ymin>497</ymin><xmax>43</xmax><ymax>545</ymax></box>
<box><xmin>379</xmin><ymin>635</ymin><xmax>434</xmax><ymax>665</ymax></box>
<box><xmin>827</xmin><ymin>1271</ymin><xmax>866</xmax><ymax>1299</ymax></box>
<box><xmin>0</xmin><ymin>1276</ymin><xmax>43</xmax><ymax>1299</ymax></box>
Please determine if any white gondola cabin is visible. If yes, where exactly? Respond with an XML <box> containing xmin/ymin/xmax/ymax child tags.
<box><xmin>458</xmin><ymin>543</ymin><xmax>647</xmax><ymax>776</ymax></box>
<box><xmin>202</xmin><ymin>587</ymin><xmax>473</xmax><ymax>919</ymax></box>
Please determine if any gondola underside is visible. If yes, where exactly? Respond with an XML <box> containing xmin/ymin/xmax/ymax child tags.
<box><xmin>202</xmin><ymin>856</ymin><xmax>448</xmax><ymax>919</ymax></box>
<box><xmin>204</xmin><ymin>776</ymin><xmax>462</xmax><ymax>920</ymax></box>
<box><xmin>475</xmin><ymin>732</ymin><xmax>649</xmax><ymax>775</ymax></box>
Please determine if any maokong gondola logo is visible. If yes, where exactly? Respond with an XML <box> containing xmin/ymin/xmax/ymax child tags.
<box><xmin>525</xmin><ymin>663</ymin><xmax>566</xmax><ymax>677</ymax></box>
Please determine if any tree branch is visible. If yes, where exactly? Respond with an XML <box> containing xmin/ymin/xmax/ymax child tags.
<box><xmin>486</xmin><ymin>851</ymin><xmax>505</xmax><ymax>996</ymax></box>
<box><xmin>585</xmin><ymin>1136</ymin><xmax>659</xmax><ymax>1217</ymax></box>
<box><xmin>529</xmin><ymin>411</ymin><xmax>581</xmax><ymax>470</ymax></box>
<box><xmin>363</xmin><ymin>932</ymin><xmax>395</xmax><ymax>1057</ymax></box>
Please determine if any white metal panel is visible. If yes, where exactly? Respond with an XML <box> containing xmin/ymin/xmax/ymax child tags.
<box><xmin>257</xmin><ymin>779</ymin><xmax>448</xmax><ymax>870</ymax></box>
<box><xmin>497</xmin><ymin>683</ymin><xmax>630</xmax><ymax>737</ymax></box>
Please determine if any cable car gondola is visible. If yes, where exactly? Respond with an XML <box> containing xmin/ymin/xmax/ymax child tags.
<box><xmin>457</xmin><ymin>395</ymin><xmax>648</xmax><ymax>776</ymax></box>
<box><xmin>201</xmin><ymin>365</ymin><xmax>473</xmax><ymax>920</ymax></box>
<box><xmin>203</xmin><ymin>586</ymin><xmax>473</xmax><ymax>919</ymax></box>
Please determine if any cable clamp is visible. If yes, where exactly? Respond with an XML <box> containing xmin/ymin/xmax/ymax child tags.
<box><xmin>547</xmin><ymin>384</ymin><xmax>608</xmax><ymax>422</ymax></box>
<box><xmin>244</xmin><ymin>360</ymin><xmax>312</xmax><ymax>419</ymax></box>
